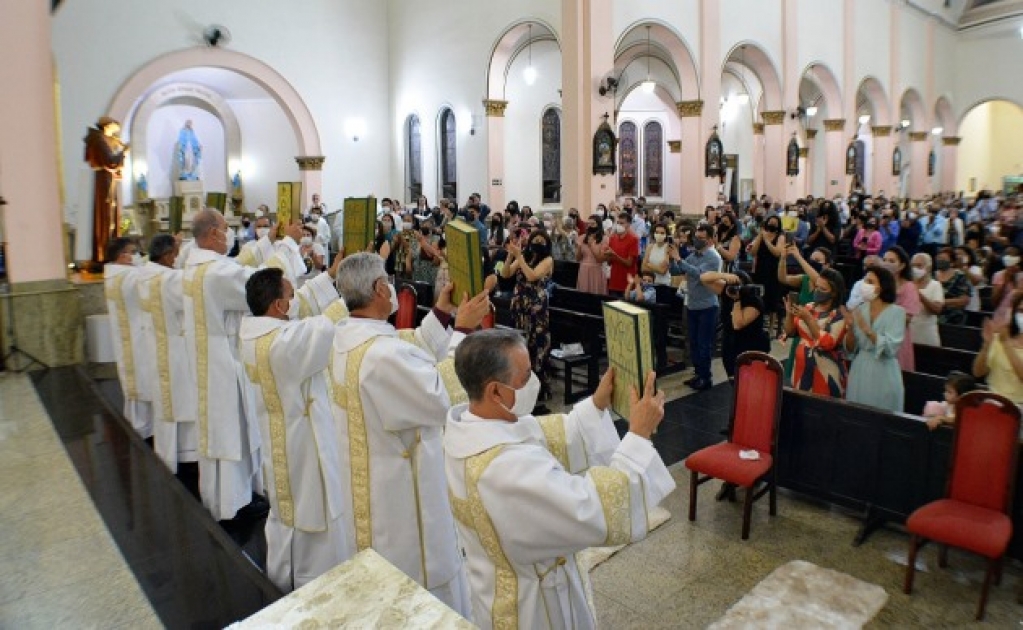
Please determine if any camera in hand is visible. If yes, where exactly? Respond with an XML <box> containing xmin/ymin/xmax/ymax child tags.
<box><xmin>726</xmin><ymin>283</ymin><xmax>764</xmax><ymax>299</ymax></box>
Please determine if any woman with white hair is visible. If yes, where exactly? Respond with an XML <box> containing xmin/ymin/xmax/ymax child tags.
<box><xmin>910</xmin><ymin>252</ymin><xmax>944</xmax><ymax>347</ymax></box>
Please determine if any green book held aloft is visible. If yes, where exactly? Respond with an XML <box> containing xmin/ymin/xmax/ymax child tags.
<box><xmin>168</xmin><ymin>196</ymin><xmax>184</xmax><ymax>235</ymax></box>
<box><xmin>342</xmin><ymin>197</ymin><xmax>376</xmax><ymax>257</ymax></box>
<box><xmin>602</xmin><ymin>300</ymin><xmax>655</xmax><ymax>419</ymax></box>
<box><xmin>444</xmin><ymin>219</ymin><xmax>483</xmax><ymax>306</ymax></box>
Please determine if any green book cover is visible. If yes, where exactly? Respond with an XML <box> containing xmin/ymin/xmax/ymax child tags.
<box><xmin>342</xmin><ymin>197</ymin><xmax>377</xmax><ymax>257</ymax></box>
<box><xmin>168</xmin><ymin>196</ymin><xmax>184</xmax><ymax>235</ymax></box>
<box><xmin>444</xmin><ymin>219</ymin><xmax>483</xmax><ymax>306</ymax></box>
<box><xmin>602</xmin><ymin>300</ymin><xmax>655</xmax><ymax>419</ymax></box>
<box><xmin>205</xmin><ymin>192</ymin><xmax>228</xmax><ymax>212</ymax></box>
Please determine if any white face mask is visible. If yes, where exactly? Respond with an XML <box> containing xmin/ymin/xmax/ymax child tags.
<box><xmin>223</xmin><ymin>227</ymin><xmax>236</xmax><ymax>253</ymax></box>
<box><xmin>132</xmin><ymin>253</ymin><xmax>145</xmax><ymax>267</ymax></box>
<box><xmin>403</xmin><ymin>222</ymin><xmax>414</xmax><ymax>231</ymax></box>
<box><xmin>256</xmin><ymin>227</ymin><xmax>270</xmax><ymax>239</ymax></box>
<box><xmin>1004</xmin><ymin>256</ymin><xmax>1020</xmax><ymax>268</ymax></box>
<box><xmin>1016</xmin><ymin>313</ymin><xmax>1023</xmax><ymax>332</ymax></box>
<box><xmin>860</xmin><ymin>283</ymin><xmax>878</xmax><ymax>302</ymax></box>
<box><xmin>311</xmin><ymin>213</ymin><xmax>322</xmax><ymax>221</ymax></box>
<box><xmin>285</xmin><ymin>297</ymin><xmax>299</xmax><ymax>320</ymax></box>
<box><xmin>614</xmin><ymin>224</ymin><xmax>626</xmax><ymax>235</ymax></box>
<box><xmin>499</xmin><ymin>372</ymin><xmax>541</xmax><ymax>418</ymax></box>
<box><xmin>387</xmin><ymin>283</ymin><xmax>398</xmax><ymax>315</ymax></box>
<box><xmin>654</xmin><ymin>233</ymin><xmax>666</xmax><ymax>244</ymax></box>
<box><xmin>543</xmin><ymin>220</ymin><xmax>552</xmax><ymax>230</ymax></box>
<box><xmin>912</xmin><ymin>267</ymin><xmax>927</xmax><ymax>280</ymax></box>
<box><xmin>300</xmin><ymin>236</ymin><xmax>313</xmax><ymax>247</ymax></box>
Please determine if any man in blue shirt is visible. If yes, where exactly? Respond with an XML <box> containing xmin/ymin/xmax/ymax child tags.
<box><xmin>919</xmin><ymin>206</ymin><xmax>948</xmax><ymax>259</ymax></box>
<box><xmin>670</xmin><ymin>224</ymin><xmax>722</xmax><ymax>390</ymax></box>
<box><xmin>879</xmin><ymin>209</ymin><xmax>900</xmax><ymax>254</ymax></box>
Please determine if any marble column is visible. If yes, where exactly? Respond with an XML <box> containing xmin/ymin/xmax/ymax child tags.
<box><xmin>676</xmin><ymin>100</ymin><xmax>704</xmax><ymax>213</ymax></box>
<box><xmin>941</xmin><ymin>136</ymin><xmax>960</xmax><ymax>194</ymax></box>
<box><xmin>871</xmin><ymin>126</ymin><xmax>894</xmax><ymax>198</ymax></box>
<box><xmin>561</xmin><ymin>0</ymin><xmax>614</xmax><ymax>218</ymax></box>
<box><xmin>295</xmin><ymin>156</ymin><xmax>325</xmax><ymax>211</ymax></box>
<box><xmin>762</xmin><ymin>111</ymin><xmax>786</xmax><ymax>201</ymax></box>
<box><xmin>823</xmin><ymin>119</ymin><xmax>847</xmax><ymax>196</ymax></box>
<box><xmin>806</xmin><ymin>128</ymin><xmax>819</xmax><ymax>196</ymax></box>
<box><xmin>909</xmin><ymin>131</ymin><xmax>929</xmax><ymax>200</ymax></box>
<box><xmin>752</xmin><ymin>123</ymin><xmax>765</xmax><ymax>198</ymax></box>
<box><xmin>0</xmin><ymin>0</ymin><xmax>82</xmax><ymax>368</ymax></box>
<box><xmin>483</xmin><ymin>99</ymin><xmax>508</xmax><ymax>212</ymax></box>
<box><xmin>699</xmin><ymin>0</ymin><xmax>723</xmax><ymax>206</ymax></box>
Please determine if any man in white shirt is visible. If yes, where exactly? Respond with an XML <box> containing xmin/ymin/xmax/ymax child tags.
<box><xmin>240</xmin><ymin>263</ymin><xmax>349</xmax><ymax>592</ymax></box>
<box><xmin>327</xmin><ymin>253</ymin><xmax>491</xmax><ymax>617</ymax></box>
<box><xmin>444</xmin><ymin>331</ymin><xmax>674</xmax><ymax>629</ymax></box>
<box><xmin>103</xmin><ymin>237</ymin><xmax>155</xmax><ymax>442</ymax></box>
<box><xmin>307</xmin><ymin>194</ymin><xmax>331</xmax><ymax>251</ymax></box>
<box><xmin>182</xmin><ymin>209</ymin><xmax>304</xmax><ymax>521</ymax></box>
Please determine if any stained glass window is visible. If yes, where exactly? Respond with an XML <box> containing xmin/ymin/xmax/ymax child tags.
<box><xmin>406</xmin><ymin>114</ymin><xmax>422</xmax><ymax>203</ymax></box>
<box><xmin>619</xmin><ymin>121</ymin><xmax>638</xmax><ymax>196</ymax></box>
<box><xmin>541</xmin><ymin>108</ymin><xmax>561</xmax><ymax>204</ymax></box>
<box><xmin>439</xmin><ymin>109</ymin><xmax>457</xmax><ymax>201</ymax></box>
<box><xmin>643</xmin><ymin>121</ymin><xmax>663</xmax><ymax>197</ymax></box>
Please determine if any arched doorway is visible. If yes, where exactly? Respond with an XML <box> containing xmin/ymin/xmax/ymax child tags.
<box><xmin>855</xmin><ymin>77</ymin><xmax>892</xmax><ymax>195</ymax></box>
<box><xmin>956</xmin><ymin>100</ymin><xmax>1023</xmax><ymax>195</ymax></box>
<box><xmin>796</xmin><ymin>63</ymin><xmax>843</xmax><ymax>197</ymax></box>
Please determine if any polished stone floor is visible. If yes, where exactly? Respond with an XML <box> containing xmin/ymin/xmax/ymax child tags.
<box><xmin>3</xmin><ymin>341</ymin><xmax>1022</xmax><ymax>628</ymax></box>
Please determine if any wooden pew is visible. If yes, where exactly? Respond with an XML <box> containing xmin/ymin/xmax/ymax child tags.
<box><xmin>552</xmin><ymin>260</ymin><xmax>580</xmax><ymax>289</ymax></box>
<box><xmin>964</xmin><ymin>310</ymin><xmax>994</xmax><ymax>328</ymax></box>
<box><xmin>774</xmin><ymin>388</ymin><xmax>1023</xmax><ymax>559</ymax></box>
<box><xmin>912</xmin><ymin>343</ymin><xmax>975</xmax><ymax>377</ymax></box>
<box><xmin>902</xmin><ymin>370</ymin><xmax>947</xmax><ymax>417</ymax></box>
<box><xmin>937</xmin><ymin>324</ymin><xmax>982</xmax><ymax>353</ymax></box>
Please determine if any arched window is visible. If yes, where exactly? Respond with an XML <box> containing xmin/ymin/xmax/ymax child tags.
<box><xmin>541</xmin><ymin>108</ymin><xmax>561</xmax><ymax>204</ymax></box>
<box><xmin>405</xmin><ymin>114</ymin><xmax>422</xmax><ymax>203</ymax></box>
<box><xmin>619</xmin><ymin>121</ymin><xmax>638</xmax><ymax>196</ymax></box>
<box><xmin>643</xmin><ymin>121</ymin><xmax>663</xmax><ymax>197</ymax></box>
<box><xmin>439</xmin><ymin>109</ymin><xmax>457</xmax><ymax>201</ymax></box>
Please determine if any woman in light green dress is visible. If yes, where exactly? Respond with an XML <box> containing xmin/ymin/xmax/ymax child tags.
<box><xmin>843</xmin><ymin>265</ymin><xmax>906</xmax><ymax>413</ymax></box>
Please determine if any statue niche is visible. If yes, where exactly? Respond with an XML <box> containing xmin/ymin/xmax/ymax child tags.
<box><xmin>175</xmin><ymin>119</ymin><xmax>203</xmax><ymax>181</ymax></box>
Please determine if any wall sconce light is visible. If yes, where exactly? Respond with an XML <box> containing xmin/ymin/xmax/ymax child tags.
<box><xmin>858</xmin><ymin>114</ymin><xmax>871</xmax><ymax>125</ymax></box>
<box><xmin>901</xmin><ymin>118</ymin><xmax>912</xmax><ymax>129</ymax></box>
<box><xmin>931</xmin><ymin>126</ymin><xmax>944</xmax><ymax>135</ymax></box>
<box><xmin>344</xmin><ymin>118</ymin><xmax>367</xmax><ymax>142</ymax></box>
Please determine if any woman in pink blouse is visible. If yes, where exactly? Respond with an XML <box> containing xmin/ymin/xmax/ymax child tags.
<box><xmin>883</xmin><ymin>245</ymin><xmax>921</xmax><ymax>371</ymax></box>
<box><xmin>853</xmin><ymin>217</ymin><xmax>883</xmax><ymax>260</ymax></box>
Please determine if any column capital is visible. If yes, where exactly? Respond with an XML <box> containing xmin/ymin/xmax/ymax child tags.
<box><xmin>762</xmin><ymin>110</ymin><xmax>786</xmax><ymax>125</ymax></box>
<box><xmin>675</xmin><ymin>100</ymin><xmax>704</xmax><ymax>117</ymax></box>
<box><xmin>798</xmin><ymin>147</ymin><xmax>809</xmax><ymax>158</ymax></box>
<box><xmin>753</xmin><ymin>122</ymin><xmax>765</xmax><ymax>135</ymax></box>
<box><xmin>823</xmin><ymin>119</ymin><xmax>846</xmax><ymax>132</ymax></box>
<box><xmin>871</xmin><ymin>125</ymin><xmax>892</xmax><ymax>137</ymax></box>
<box><xmin>667</xmin><ymin>140</ymin><xmax>681</xmax><ymax>153</ymax></box>
<box><xmin>909</xmin><ymin>131</ymin><xmax>929</xmax><ymax>142</ymax></box>
<box><xmin>942</xmin><ymin>136</ymin><xmax>962</xmax><ymax>146</ymax></box>
<box><xmin>483</xmin><ymin>99</ymin><xmax>508</xmax><ymax>117</ymax></box>
<box><xmin>295</xmin><ymin>156</ymin><xmax>326</xmax><ymax>171</ymax></box>
<box><xmin>805</xmin><ymin>129</ymin><xmax>818</xmax><ymax>140</ymax></box>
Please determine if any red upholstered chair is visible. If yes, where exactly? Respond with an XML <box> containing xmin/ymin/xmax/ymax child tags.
<box><xmin>481</xmin><ymin>304</ymin><xmax>496</xmax><ymax>329</ymax></box>
<box><xmin>903</xmin><ymin>391</ymin><xmax>1021</xmax><ymax>621</ymax></box>
<box><xmin>685</xmin><ymin>351</ymin><xmax>783</xmax><ymax>540</ymax></box>
<box><xmin>395</xmin><ymin>284</ymin><xmax>418</xmax><ymax>330</ymax></box>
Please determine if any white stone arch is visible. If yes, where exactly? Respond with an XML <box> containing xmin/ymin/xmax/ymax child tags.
<box><xmin>107</xmin><ymin>47</ymin><xmax>321</xmax><ymax>156</ymax></box>
<box><xmin>128</xmin><ymin>82</ymin><xmax>242</xmax><ymax>203</ymax></box>
<box><xmin>934</xmin><ymin>95</ymin><xmax>957</xmax><ymax>136</ymax></box>
<box><xmin>613</xmin><ymin>20</ymin><xmax>700</xmax><ymax>103</ymax></box>
<box><xmin>856</xmin><ymin>76</ymin><xmax>892</xmax><ymax>127</ymax></box>
<box><xmin>722</xmin><ymin>41</ymin><xmax>783</xmax><ymax>113</ymax></box>
<box><xmin>485</xmin><ymin>19</ymin><xmax>561</xmax><ymax>101</ymax></box>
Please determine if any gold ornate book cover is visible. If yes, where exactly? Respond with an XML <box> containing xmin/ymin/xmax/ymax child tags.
<box><xmin>444</xmin><ymin>219</ymin><xmax>483</xmax><ymax>306</ymax></box>
<box><xmin>168</xmin><ymin>196</ymin><xmax>183</xmax><ymax>235</ymax></box>
<box><xmin>276</xmin><ymin>182</ymin><xmax>293</xmax><ymax>238</ymax></box>
<box><xmin>342</xmin><ymin>197</ymin><xmax>376</xmax><ymax>257</ymax></box>
<box><xmin>602</xmin><ymin>300</ymin><xmax>654</xmax><ymax>419</ymax></box>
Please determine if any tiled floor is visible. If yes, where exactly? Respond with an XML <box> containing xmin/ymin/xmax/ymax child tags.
<box><xmin>5</xmin><ymin>339</ymin><xmax>1022</xmax><ymax>628</ymax></box>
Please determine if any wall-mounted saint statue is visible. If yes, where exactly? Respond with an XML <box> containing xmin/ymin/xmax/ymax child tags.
<box><xmin>845</xmin><ymin>139</ymin><xmax>857</xmax><ymax>175</ymax></box>
<box><xmin>786</xmin><ymin>136</ymin><xmax>800</xmax><ymax>176</ymax></box>
<box><xmin>83</xmin><ymin>116</ymin><xmax>129</xmax><ymax>267</ymax></box>
<box><xmin>592</xmin><ymin>114</ymin><xmax>616</xmax><ymax>176</ymax></box>
<box><xmin>705</xmin><ymin>126</ymin><xmax>724</xmax><ymax>177</ymax></box>
<box><xmin>175</xmin><ymin>120</ymin><xmax>203</xmax><ymax>181</ymax></box>
<box><xmin>892</xmin><ymin>147</ymin><xmax>902</xmax><ymax>176</ymax></box>
<box><xmin>928</xmin><ymin>149</ymin><xmax>936</xmax><ymax>178</ymax></box>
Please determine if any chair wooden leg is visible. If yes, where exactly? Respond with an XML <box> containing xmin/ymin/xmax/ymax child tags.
<box><xmin>938</xmin><ymin>544</ymin><xmax>948</xmax><ymax>569</ymax></box>
<box><xmin>688</xmin><ymin>470</ymin><xmax>698</xmax><ymax>522</ymax></box>
<box><xmin>741</xmin><ymin>485</ymin><xmax>754</xmax><ymax>540</ymax></box>
<box><xmin>977</xmin><ymin>558</ymin><xmax>996</xmax><ymax>621</ymax></box>
<box><xmin>904</xmin><ymin>535</ymin><xmax>919</xmax><ymax>595</ymax></box>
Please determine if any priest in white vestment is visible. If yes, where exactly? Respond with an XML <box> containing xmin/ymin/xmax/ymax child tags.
<box><xmin>181</xmin><ymin>209</ymin><xmax>305</xmax><ymax>521</ymax></box>
<box><xmin>137</xmin><ymin>234</ymin><xmax>199</xmax><ymax>476</ymax></box>
<box><xmin>239</xmin><ymin>264</ymin><xmax>350</xmax><ymax>592</ymax></box>
<box><xmin>103</xmin><ymin>237</ymin><xmax>155</xmax><ymax>440</ymax></box>
<box><xmin>444</xmin><ymin>330</ymin><xmax>675</xmax><ymax>630</ymax></box>
<box><xmin>328</xmin><ymin>253</ymin><xmax>492</xmax><ymax>618</ymax></box>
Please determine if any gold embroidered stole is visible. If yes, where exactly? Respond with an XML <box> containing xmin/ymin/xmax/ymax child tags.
<box><xmin>105</xmin><ymin>274</ymin><xmax>137</xmax><ymax>399</ymax></box>
<box><xmin>396</xmin><ymin>329</ymin><xmax>467</xmax><ymax>405</ymax></box>
<box><xmin>182</xmin><ymin>262</ymin><xmax>213</xmax><ymax>456</ymax></box>
<box><xmin>141</xmin><ymin>275</ymin><xmax>174</xmax><ymax>421</ymax></box>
